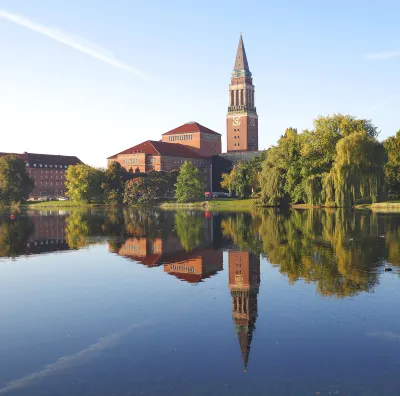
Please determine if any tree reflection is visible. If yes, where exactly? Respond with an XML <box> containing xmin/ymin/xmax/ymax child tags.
<box><xmin>0</xmin><ymin>217</ymin><xmax>34</xmax><ymax>257</ymax></box>
<box><xmin>174</xmin><ymin>211</ymin><xmax>207</xmax><ymax>252</ymax></box>
<box><xmin>221</xmin><ymin>209</ymin><xmax>399</xmax><ymax>298</ymax></box>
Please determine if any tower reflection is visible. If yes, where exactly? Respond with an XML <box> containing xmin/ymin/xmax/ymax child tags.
<box><xmin>228</xmin><ymin>250</ymin><xmax>260</xmax><ymax>370</ymax></box>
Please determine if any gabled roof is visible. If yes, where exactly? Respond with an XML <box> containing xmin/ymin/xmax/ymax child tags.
<box><xmin>162</xmin><ymin>122</ymin><xmax>221</xmax><ymax>136</ymax></box>
<box><xmin>108</xmin><ymin>140</ymin><xmax>207</xmax><ymax>159</ymax></box>
<box><xmin>234</xmin><ymin>33</ymin><xmax>250</xmax><ymax>72</ymax></box>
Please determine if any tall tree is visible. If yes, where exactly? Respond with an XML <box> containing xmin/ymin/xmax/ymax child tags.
<box><xmin>102</xmin><ymin>162</ymin><xmax>130</xmax><ymax>204</ymax></box>
<box><xmin>0</xmin><ymin>155</ymin><xmax>34</xmax><ymax>205</ymax></box>
<box><xmin>383</xmin><ymin>130</ymin><xmax>400</xmax><ymax>195</ymax></box>
<box><xmin>174</xmin><ymin>161</ymin><xmax>205</xmax><ymax>202</ymax></box>
<box><xmin>330</xmin><ymin>131</ymin><xmax>387</xmax><ymax>206</ymax></box>
<box><xmin>65</xmin><ymin>164</ymin><xmax>104</xmax><ymax>203</ymax></box>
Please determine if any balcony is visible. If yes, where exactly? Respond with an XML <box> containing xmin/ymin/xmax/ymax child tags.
<box><xmin>228</xmin><ymin>105</ymin><xmax>257</xmax><ymax>113</ymax></box>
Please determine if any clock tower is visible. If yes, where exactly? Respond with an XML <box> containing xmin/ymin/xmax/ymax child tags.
<box><xmin>227</xmin><ymin>34</ymin><xmax>258</xmax><ymax>152</ymax></box>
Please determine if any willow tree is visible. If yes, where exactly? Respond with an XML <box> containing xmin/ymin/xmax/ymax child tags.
<box><xmin>259</xmin><ymin>146</ymin><xmax>287</xmax><ymax>206</ymax></box>
<box><xmin>383</xmin><ymin>130</ymin><xmax>400</xmax><ymax>194</ymax></box>
<box><xmin>329</xmin><ymin>131</ymin><xmax>387</xmax><ymax>207</ymax></box>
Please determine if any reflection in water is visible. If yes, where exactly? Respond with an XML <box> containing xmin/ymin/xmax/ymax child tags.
<box><xmin>228</xmin><ymin>251</ymin><xmax>260</xmax><ymax>370</ymax></box>
<box><xmin>1</xmin><ymin>209</ymin><xmax>399</xmax><ymax>295</ymax></box>
<box><xmin>1</xmin><ymin>207</ymin><xmax>400</xmax><ymax>393</ymax></box>
<box><xmin>222</xmin><ymin>209</ymin><xmax>400</xmax><ymax>297</ymax></box>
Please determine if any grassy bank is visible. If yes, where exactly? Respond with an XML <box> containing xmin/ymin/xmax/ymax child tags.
<box><xmin>23</xmin><ymin>201</ymin><xmax>104</xmax><ymax>208</ymax></box>
<box><xmin>160</xmin><ymin>198</ymin><xmax>256</xmax><ymax>211</ymax></box>
<box><xmin>355</xmin><ymin>201</ymin><xmax>400</xmax><ymax>212</ymax></box>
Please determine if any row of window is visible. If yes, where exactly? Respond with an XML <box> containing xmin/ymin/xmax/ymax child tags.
<box><xmin>230</xmin><ymin>89</ymin><xmax>255</xmax><ymax>107</ymax></box>
<box><xmin>168</xmin><ymin>134</ymin><xmax>193</xmax><ymax>142</ymax></box>
<box><xmin>203</xmin><ymin>134</ymin><xmax>219</xmax><ymax>141</ymax></box>
<box><xmin>173</xmin><ymin>159</ymin><xmax>204</xmax><ymax>165</ymax></box>
<box><xmin>27</xmin><ymin>163</ymin><xmax>68</xmax><ymax>169</ymax></box>
<box><xmin>31</xmin><ymin>175</ymin><xmax>64</xmax><ymax>179</ymax></box>
<box><xmin>123</xmin><ymin>158</ymin><xmax>139</xmax><ymax>165</ymax></box>
<box><xmin>37</xmin><ymin>181</ymin><xmax>63</xmax><ymax>186</ymax></box>
<box><xmin>233</xmin><ymin>136</ymin><xmax>240</xmax><ymax>139</ymax></box>
<box><xmin>29</xmin><ymin>170</ymin><xmax>65</xmax><ymax>173</ymax></box>
<box><xmin>234</xmin><ymin>143</ymin><xmax>240</xmax><ymax>147</ymax></box>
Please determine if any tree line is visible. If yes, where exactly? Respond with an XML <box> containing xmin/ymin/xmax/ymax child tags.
<box><xmin>221</xmin><ymin>114</ymin><xmax>400</xmax><ymax>207</ymax></box>
<box><xmin>0</xmin><ymin>154</ymin><xmax>206</xmax><ymax>206</ymax></box>
<box><xmin>65</xmin><ymin>160</ymin><xmax>206</xmax><ymax>205</ymax></box>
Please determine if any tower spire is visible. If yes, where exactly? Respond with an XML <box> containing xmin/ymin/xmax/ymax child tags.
<box><xmin>234</xmin><ymin>33</ymin><xmax>250</xmax><ymax>72</ymax></box>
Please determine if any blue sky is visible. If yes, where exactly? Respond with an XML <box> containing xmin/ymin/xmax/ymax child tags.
<box><xmin>0</xmin><ymin>0</ymin><xmax>399</xmax><ymax>166</ymax></box>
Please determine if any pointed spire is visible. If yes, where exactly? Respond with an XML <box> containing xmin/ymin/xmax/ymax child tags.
<box><xmin>236</xmin><ymin>321</ymin><xmax>255</xmax><ymax>370</ymax></box>
<box><xmin>234</xmin><ymin>33</ymin><xmax>250</xmax><ymax>72</ymax></box>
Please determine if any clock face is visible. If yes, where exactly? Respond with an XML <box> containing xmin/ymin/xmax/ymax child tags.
<box><xmin>250</xmin><ymin>117</ymin><xmax>256</xmax><ymax>127</ymax></box>
<box><xmin>232</xmin><ymin>117</ymin><xmax>241</xmax><ymax>126</ymax></box>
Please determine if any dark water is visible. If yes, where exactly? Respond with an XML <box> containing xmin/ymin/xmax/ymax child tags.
<box><xmin>0</xmin><ymin>208</ymin><xmax>400</xmax><ymax>396</ymax></box>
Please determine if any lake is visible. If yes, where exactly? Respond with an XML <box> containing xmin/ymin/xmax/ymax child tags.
<box><xmin>0</xmin><ymin>208</ymin><xmax>400</xmax><ymax>396</ymax></box>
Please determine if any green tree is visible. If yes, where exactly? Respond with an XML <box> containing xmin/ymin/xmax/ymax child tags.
<box><xmin>124</xmin><ymin>177</ymin><xmax>157</xmax><ymax>205</ymax></box>
<box><xmin>259</xmin><ymin>146</ymin><xmax>288</xmax><ymax>206</ymax></box>
<box><xmin>65</xmin><ymin>164</ymin><xmax>104</xmax><ymax>203</ymax></box>
<box><xmin>221</xmin><ymin>167</ymin><xmax>237</xmax><ymax>195</ymax></box>
<box><xmin>174</xmin><ymin>161</ymin><xmax>205</xmax><ymax>202</ymax></box>
<box><xmin>234</xmin><ymin>161</ymin><xmax>252</xmax><ymax>198</ymax></box>
<box><xmin>383</xmin><ymin>130</ymin><xmax>400</xmax><ymax>194</ymax></box>
<box><xmin>102</xmin><ymin>162</ymin><xmax>130</xmax><ymax>204</ymax></box>
<box><xmin>330</xmin><ymin>131</ymin><xmax>387</xmax><ymax>206</ymax></box>
<box><xmin>0</xmin><ymin>155</ymin><xmax>34</xmax><ymax>205</ymax></box>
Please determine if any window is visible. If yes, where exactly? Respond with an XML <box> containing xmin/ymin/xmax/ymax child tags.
<box><xmin>44</xmin><ymin>164</ymin><xmax>47</xmax><ymax>168</ymax></box>
<box><xmin>50</xmin><ymin>165</ymin><xmax>53</xmax><ymax>168</ymax></box>
<box><xmin>26</xmin><ymin>163</ymin><xmax>29</xmax><ymax>167</ymax></box>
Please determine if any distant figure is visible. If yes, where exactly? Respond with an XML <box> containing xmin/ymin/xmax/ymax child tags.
<box><xmin>10</xmin><ymin>214</ymin><xmax>15</xmax><ymax>220</ymax></box>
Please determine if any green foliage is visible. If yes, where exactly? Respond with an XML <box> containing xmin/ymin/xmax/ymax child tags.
<box><xmin>124</xmin><ymin>170</ymin><xmax>178</xmax><ymax>205</ymax></box>
<box><xmin>258</xmin><ymin>115</ymin><xmax>387</xmax><ymax>207</ymax></box>
<box><xmin>0</xmin><ymin>217</ymin><xmax>34</xmax><ymax>257</ymax></box>
<box><xmin>258</xmin><ymin>146</ymin><xmax>287</xmax><ymax>206</ymax></box>
<box><xmin>174</xmin><ymin>211</ymin><xmax>205</xmax><ymax>251</ymax></box>
<box><xmin>220</xmin><ymin>154</ymin><xmax>265</xmax><ymax>198</ymax></box>
<box><xmin>383</xmin><ymin>130</ymin><xmax>400</xmax><ymax>194</ymax></box>
<box><xmin>102</xmin><ymin>162</ymin><xmax>130</xmax><ymax>204</ymax></box>
<box><xmin>330</xmin><ymin>132</ymin><xmax>387</xmax><ymax>206</ymax></box>
<box><xmin>174</xmin><ymin>161</ymin><xmax>205</xmax><ymax>203</ymax></box>
<box><xmin>65</xmin><ymin>164</ymin><xmax>104</xmax><ymax>203</ymax></box>
<box><xmin>0</xmin><ymin>155</ymin><xmax>34</xmax><ymax>205</ymax></box>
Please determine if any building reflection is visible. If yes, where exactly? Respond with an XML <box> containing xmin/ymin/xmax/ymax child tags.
<box><xmin>116</xmin><ymin>236</ymin><xmax>223</xmax><ymax>283</ymax></box>
<box><xmin>0</xmin><ymin>211</ymin><xmax>70</xmax><ymax>258</ymax></box>
<box><xmin>26</xmin><ymin>211</ymin><xmax>70</xmax><ymax>255</ymax></box>
<box><xmin>164</xmin><ymin>248</ymin><xmax>223</xmax><ymax>283</ymax></box>
<box><xmin>228</xmin><ymin>250</ymin><xmax>260</xmax><ymax>370</ymax></box>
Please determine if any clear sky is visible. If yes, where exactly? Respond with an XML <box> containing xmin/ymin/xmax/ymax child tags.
<box><xmin>0</xmin><ymin>0</ymin><xmax>399</xmax><ymax>167</ymax></box>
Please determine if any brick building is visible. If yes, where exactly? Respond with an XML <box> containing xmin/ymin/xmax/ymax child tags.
<box><xmin>0</xmin><ymin>152</ymin><xmax>82</xmax><ymax>200</ymax></box>
<box><xmin>107</xmin><ymin>122</ymin><xmax>221</xmax><ymax>190</ymax></box>
<box><xmin>161</xmin><ymin>122</ymin><xmax>221</xmax><ymax>156</ymax></box>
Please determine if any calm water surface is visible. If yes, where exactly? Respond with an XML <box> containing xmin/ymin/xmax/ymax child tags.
<box><xmin>0</xmin><ymin>208</ymin><xmax>400</xmax><ymax>396</ymax></box>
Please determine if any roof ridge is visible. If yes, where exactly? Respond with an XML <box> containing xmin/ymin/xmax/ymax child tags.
<box><xmin>148</xmin><ymin>140</ymin><xmax>161</xmax><ymax>155</ymax></box>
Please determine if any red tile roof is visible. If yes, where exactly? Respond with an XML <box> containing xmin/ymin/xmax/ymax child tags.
<box><xmin>108</xmin><ymin>140</ymin><xmax>207</xmax><ymax>159</ymax></box>
<box><xmin>162</xmin><ymin>122</ymin><xmax>221</xmax><ymax>136</ymax></box>
<box><xmin>0</xmin><ymin>152</ymin><xmax>82</xmax><ymax>166</ymax></box>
